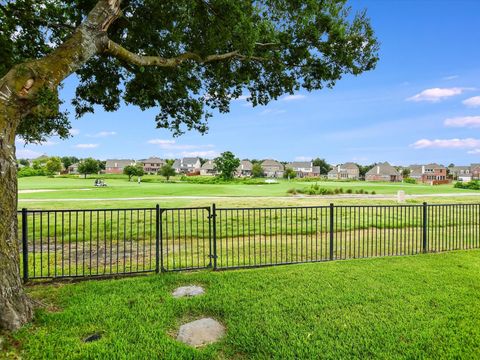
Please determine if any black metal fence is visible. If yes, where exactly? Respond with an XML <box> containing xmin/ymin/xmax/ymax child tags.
<box><xmin>18</xmin><ymin>203</ymin><xmax>480</xmax><ymax>280</ymax></box>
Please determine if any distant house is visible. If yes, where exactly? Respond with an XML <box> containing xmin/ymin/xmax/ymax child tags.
<box><xmin>287</xmin><ymin>161</ymin><xmax>315</xmax><ymax>178</ymax></box>
<box><xmin>449</xmin><ymin>166</ymin><xmax>471</xmax><ymax>181</ymax></box>
<box><xmin>327</xmin><ymin>162</ymin><xmax>359</xmax><ymax>180</ymax></box>
<box><xmin>67</xmin><ymin>163</ymin><xmax>79</xmax><ymax>175</ymax></box>
<box><xmin>236</xmin><ymin>160</ymin><xmax>253</xmax><ymax>177</ymax></box>
<box><xmin>105</xmin><ymin>159</ymin><xmax>136</xmax><ymax>174</ymax></box>
<box><xmin>200</xmin><ymin>160</ymin><xmax>217</xmax><ymax>176</ymax></box>
<box><xmin>142</xmin><ymin>157</ymin><xmax>165</xmax><ymax>174</ymax></box>
<box><xmin>365</xmin><ymin>162</ymin><xmax>402</xmax><ymax>182</ymax></box>
<box><xmin>261</xmin><ymin>159</ymin><xmax>284</xmax><ymax>178</ymax></box>
<box><xmin>409</xmin><ymin>164</ymin><xmax>448</xmax><ymax>184</ymax></box>
<box><xmin>173</xmin><ymin>157</ymin><xmax>202</xmax><ymax>174</ymax></box>
<box><xmin>471</xmin><ymin>164</ymin><xmax>480</xmax><ymax>180</ymax></box>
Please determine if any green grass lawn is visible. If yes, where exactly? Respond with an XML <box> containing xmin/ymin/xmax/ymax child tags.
<box><xmin>18</xmin><ymin>175</ymin><xmax>473</xmax><ymax>199</ymax></box>
<box><xmin>5</xmin><ymin>250</ymin><xmax>480</xmax><ymax>359</ymax></box>
<box><xmin>17</xmin><ymin>175</ymin><xmax>480</xmax><ymax>210</ymax></box>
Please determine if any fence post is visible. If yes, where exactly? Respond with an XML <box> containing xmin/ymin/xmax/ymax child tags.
<box><xmin>329</xmin><ymin>203</ymin><xmax>334</xmax><ymax>261</ymax></box>
<box><xmin>21</xmin><ymin>208</ymin><xmax>29</xmax><ymax>283</ymax></box>
<box><xmin>422</xmin><ymin>202</ymin><xmax>428</xmax><ymax>253</ymax></box>
<box><xmin>212</xmin><ymin>203</ymin><xmax>218</xmax><ymax>270</ymax></box>
<box><xmin>155</xmin><ymin>204</ymin><xmax>161</xmax><ymax>273</ymax></box>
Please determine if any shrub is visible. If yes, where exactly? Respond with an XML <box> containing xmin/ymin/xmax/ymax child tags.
<box><xmin>403</xmin><ymin>177</ymin><xmax>416</xmax><ymax>184</ymax></box>
<box><xmin>18</xmin><ymin>167</ymin><xmax>45</xmax><ymax>177</ymax></box>
<box><xmin>371</xmin><ymin>191</ymin><xmax>376</xmax><ymax>195</ymax></box>
<box><xmin>454</xmin><ymin>180</ymin><xmax>480</xmax><ymax>190</ymax></box>
<box><xmin>346</xmin><ymin>189</ymin><xmax>353</xmax><ymax>194</ymax></box>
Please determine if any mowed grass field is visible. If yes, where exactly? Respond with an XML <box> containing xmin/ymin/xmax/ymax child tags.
<box><xmin>17</xmin><ymin>175</ymin><xmax>480</xmax><ymax>210</ymax></box>
<box><xmin>4</xmin><ymin>250</ymin><xmax>480</xmax><ymax>359</ymax></box>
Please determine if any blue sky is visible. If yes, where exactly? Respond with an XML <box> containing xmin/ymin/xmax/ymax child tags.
<box><xmin>17</xmin><ymin>0</ymin><xmax>480</xmax><ymax>166</ymax></box>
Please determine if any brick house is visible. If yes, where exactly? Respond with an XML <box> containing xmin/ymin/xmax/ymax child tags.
<box><xmin>409</xmin><ymin>163</ymin><xmax>448</xmax><ymax>184</ymax></box>
<box><xmin>200</xmin><ymin>160</ymin><xmax>217</xmax><ymax>176</ymax></box>
<box><xmin>261</xmin><ymin>159</ymin><xmax>284</xmax><ymax>178</ymax></box>
<box><xmin>365</xmin><ymin>162</ymin><xmax>402</xmax><ymax>182</ymax></box>
<box><xmin>327</xmin><ymin>162</ymin><xmax>360</xmax><ymax>180</ymax></box>
<box><xmin>105</xmin><ymin>159</ymin><xmax>136</xmax><ymax>174</ymax></box>
<box><xmin>286</xmin><ymin>161</ymin><xmax>316</xmax><ymax>178</ymax></box>
<box><xmin>173</xmin><ymin>157</ymin><xmax>202</xmax><ymax>174</ymax></box>
<box><xmin>236</xmin><ymin>160</ymin><xmax>253</xmax><ymax>177</ymax></box>
<box><xmin>142</xmin><ymin>157</ymin><xmax>165</xmax><ymax>174</ymax></box>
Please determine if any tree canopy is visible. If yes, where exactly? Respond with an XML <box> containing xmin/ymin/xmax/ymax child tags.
<box><xmin>214</xmin><ymin>151</ymin><xmax>240</xmax><ymax>180</ymax></box>
<box><xmin>78</xmin><ymin>158</ymin><xmax>100</xmax><ymax>178</ymax></box>
<box><xmin>0</xmin><ymin>0</ymin><xmax>378</xmax><ymax>143</ymax></box>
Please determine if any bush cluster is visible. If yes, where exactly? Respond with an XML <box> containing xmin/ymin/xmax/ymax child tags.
<box><xmin>179</xmin><ymin>176</ymin><xmax>273</xmax><ymax>185</ymax></box>
<box><xmin>18</xmin><ymin>167</ymin><xmax>46</xmax><ymax>177</ymax></box>
<box><xmin>288</xmin><ymin>184</ymin><xmax>376</xmax><ymax>196</ymax></box>
<box><xmin>403</xmin><ymin>178</ymin><xmax>416</xmax><ymax>184</ymax></box>
<box><xmin>454</xmin><ymin>180</ymin><xmax>480</xmax><ymax>190</ymax></box>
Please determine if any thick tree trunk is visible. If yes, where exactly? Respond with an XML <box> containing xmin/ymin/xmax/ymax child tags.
<box><xmin>0</xmin><ymin>0</ymin><xmax>122</xmax><ymax>331</ymax></box>
<box><xmin>0</xmin><ymin>103</ymin><xmax>33</xmax><ymax>331</ymax></box>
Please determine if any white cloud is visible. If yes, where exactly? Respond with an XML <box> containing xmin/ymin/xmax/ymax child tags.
<box><xmin>444</xmin><ymin>116</ymin><xmax>480</xmax><ymax>128</ymax></box>
<box><xmin>442</xmin><ymin>75</ymin><xmax>459</xmax><ymax>81</ymax></box>
<box><xmin>16</xmin><ymin>149</ymin><xmax>42</xmax><ymax>159</ymax></box>
<box><xmin>148</xmin><ymin>139</ymin><xmax>214</xmax><ymax>151</ymax></box>
<box><xmin>260</xmin><ymin>109</ymin><xmax>286</xmax><ymax>115</ymax></box>
<box><xmin>180</xmin><ymin>150</ymin><xmax>219</xmax><ymax>158</ymax></box>
<box><xmin>463</xmin><ymin>96</ymin><xmax>480</xmax><ymax>108</ymax></box>
<box><xmin>281</xmin><ymin>94</ymin><xmax>306</xmax><ymax>101</ymax></box>
<box><xmin>406</xmin><ymin>87</ymin><xmax>471</xmax><ymax>102</ymax></box>
<box><xmin>74</xmin><ymin>144</ymin><xmax>99</xmax><ymax>149</ymax></box>
<box><xmin>70</xmin><ymin>128</ymin><xmax>80</xmax><ymax>136</ymax></box>
<box><xmin>87</xmin><ymin>131</ymin><xmax>117</xmax><ymax>138</ymax></box>
<box><xmin>294</xmin><ymin>156</ymin><xmax>312</xmax><ymax>161</ymax></box>
<box><xmin>467</xmin><ymin>149</ymin><xmax>480</xmax><ymax>155</ymax></box>
<box><xmin>411</xmin><ymin>138</ymin><xmax>480</xmax><ymax>149</ymax></box>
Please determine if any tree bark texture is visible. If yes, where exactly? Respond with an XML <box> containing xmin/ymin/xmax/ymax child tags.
<box><xmin>0</xmin><ymin>0</ymin><xmax>121</xmax><ymax>331</ymax></box>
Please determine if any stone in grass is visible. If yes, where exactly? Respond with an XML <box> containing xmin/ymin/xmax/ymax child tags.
<box><xmin>172</xmin><ymin>285</ymin><xmax>205</xmax><ymax>298</ymax></box>
<box><xmin>177</xmin><ymin>318</ymin><xmax>225</xmax><ymax>347</ymax></box>
<box><xmin>83</xmin><ymin>333</ymin><xmax>102</xmax><ymax>343</ymax></box>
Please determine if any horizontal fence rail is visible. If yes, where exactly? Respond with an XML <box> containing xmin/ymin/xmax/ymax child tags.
<box><xmin>18</xmin><ymin>203</ymin><xmax>480</xmax><ymax>280</ymax></box>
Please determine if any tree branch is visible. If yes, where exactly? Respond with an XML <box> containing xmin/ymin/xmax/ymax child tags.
<box><xmin>103</xmin><ymin>39</ymin><xmax>267</xmax><ymax>67</ymax></box>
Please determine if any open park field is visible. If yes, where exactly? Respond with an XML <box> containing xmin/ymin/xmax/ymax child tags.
<box><xmin>18</xmin><ymin>175</ymin><xmax>480</xmax><ymax>210</ymax></box>
<box><xmin>4</xmin><ymin>250</ymin><xmax>480</xmax><ymax>359</ymax></box>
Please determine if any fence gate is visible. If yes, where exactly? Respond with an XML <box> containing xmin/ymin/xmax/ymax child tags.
<box><xmin>159</xmin><ymin>207</ymin><xmax>212</xmax><ymax>272</ymax></box>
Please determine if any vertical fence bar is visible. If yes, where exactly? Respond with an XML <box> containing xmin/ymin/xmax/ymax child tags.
<box><xmin>329</xmin><ymin>203</ymin><xmax>334</xmax><ymax>261</ymax></box>
<box><xmin>21</xmin><ymin>208</ymin><xmax>29</xmax><ymax>283</ymax></box>
<box><xmin>423</xmin><ymin>202</ymin><xmax>428</xmax><ymax>253</ymax></box>
<box><xmin>212</xmin><ymin>203</ymin><xmax>218</xmax><ymax>270</ymax></box>
<box><xmin>155</xmin><ymin>204</ymin><xmax>160</xmax><ymax>273</ymax></box>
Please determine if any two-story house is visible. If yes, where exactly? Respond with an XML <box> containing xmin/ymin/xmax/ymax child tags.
<box><xmin>409</xmin><ymin>163</ymin><xmax>448</xmax><ymax>184</ymax></box>
<box><xmin>286</xmin><ymin>161</ymin><xmax>315</xmax><ymax>178</ymax></box>
<box><xmin>173</xmin><ymin>157</ymin><xmax>202</xmax><ymax>174</ymax></box>
<box><xmin>200</xmin><ymin>160</ymin><xmax>217</xmax><ymax>176</ymax></box>
<box><xmin>261</xmin><ymin>159</ymin><xmax>284</xmax><ymax>178</ymax></box>
<box><xmin>105</xmin><ymin>159</ymin><xmax>136</xmax><ymax>174</ymax></box>
<box><xmin>142</xmin><ymin>157</ymin><xmax>165</xmax><ymax>174</ymax></box>
<box><xmin>236</xmin><ymin>160</ymin><xmax>253</xmax><ymax>177</ymax></box>
<box><xmin>365</xmin><ymin>162</ymin><xmax>402</xmax><ymax>182</ymax></box>
<box><xmin>327</xmin><ymin>162</ymin><xmax>360</xmax><ymax>180</ymax></box>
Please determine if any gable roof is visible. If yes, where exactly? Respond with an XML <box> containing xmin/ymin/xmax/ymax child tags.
<box><xmin>201</xmin><ymin>160</ymin><xmax>215</xmax><ymax>170</ymax></box>
<box><xmin>366</xmin><ymin>162</ymin><xmax>400</xmax><ymax>176</ymax></box>
<box><xmin>237</xmin><ymin>160</ymin><xmax>253</xmax><ymax>171</ymax></box>
<box><xmin>287</xmin><ymin>161</ymin><xmax>312</xmax><ymax>169</ymax></box>
<box><xmin>143</xmin><ymin>157</ymin><xmax>164</xmax><ymax>164</ymax></box>
<box><xmin>106</xmin><ymin>159</ymin><xmax>135</xmax><ymax>168</ymax></box>
<box><xmin>261</xmin><ymin>159</ymin><xmax>284</xmax><ymax>168</ymax></box>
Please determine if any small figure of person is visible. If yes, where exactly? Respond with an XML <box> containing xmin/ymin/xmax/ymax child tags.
<box><xmin>137</xmin><ymin>176</ymin><xmax>141</xmax><ymax>184</ymax></box>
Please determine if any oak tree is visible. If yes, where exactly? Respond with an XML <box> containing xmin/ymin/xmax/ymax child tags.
<box><xmin>0</xmin><ymin>0</ymin><xmax>378</xmax><ymax>330</ymax></box>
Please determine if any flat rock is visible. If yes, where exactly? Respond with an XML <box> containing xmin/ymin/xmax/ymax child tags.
<box><xmin>177</xmin><ymin>318</ymin><xmax>225</xmax><ymax>347</ymax></box>
<box><xmin>172</xmin><ymin>285</ymin><xmax>205</xmax><ymax>298</ymax></box>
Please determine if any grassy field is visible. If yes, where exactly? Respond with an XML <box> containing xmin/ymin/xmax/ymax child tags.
<box><xmin>17</xmin><ymin>175</ymin><xmax>480</xmax><ymax>210</ymax></box>
<box><xmin>4</xmin><ymin>250</ymin><xmax>480</xmax><ymax>359</ymax></box>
